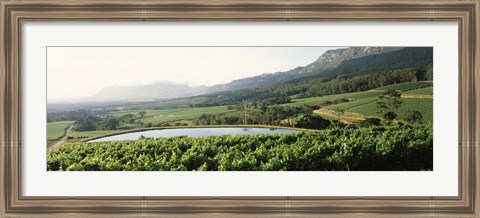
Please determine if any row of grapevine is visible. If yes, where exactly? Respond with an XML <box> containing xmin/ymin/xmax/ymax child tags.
<box><xmin>47</xmin><ymin>124</ymin><xmax>433</xmax><ymax>171</ymax></box>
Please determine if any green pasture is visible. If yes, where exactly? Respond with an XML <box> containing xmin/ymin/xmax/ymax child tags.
<box><xmin>47</xmin><ymin>121</ymin><xmax>74</xmax><ymax>141</ymax></box>
<box><xmin>137</xmin><ymin>106</ymin><xmax>239</xmax><ymax>125</ymax></box>
<box><xmin>374</xmin><ymin>81</ymin><xmax>432</xmax><ymax>91</ymax></box>
<box><xmin>323</xmin><ymin>97</ymin><xmax>378</xmax><ymax>111</ymax></box>
<box><xmin>289</xmin><ymin>91</ymin><xmax>383</xmax><ymax>106</ymax></box>
<box><xmin>123</xmin><ymin>97</ymin><xmax>210</xmax><ymax>110</ymax></box>
<box><xmin>68</xmin><ymin>129</ymin><xmax>127</xmax><ymax>142</ymax></box>
<box><xmin>349</xmin><ymin>98</ymin><xmax>433</xmax><ymax>123</ymax></box>
<box><xmin>403</xmin><ymin>86</ymin><xmax>433</xmax><ymax>95</ymax></box>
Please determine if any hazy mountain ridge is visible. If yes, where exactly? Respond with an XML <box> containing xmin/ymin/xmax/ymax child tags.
<box><xmin>205</xmin><ymin>47</ymin><xmax>403</xmax><ymax>93</ymax></box>
<box><xmin>58</xmin><ymin>47</ymin><xmax>411</xmax><ymax>103</ymax></box>
<box><xmin>298</xmin><ymin>47</ymin><xmax>402</xmax><ymax>74</ymax></box>
<box><xmin>88</xmin><ymin>82</ymin><xmax>210</xmax><ymax>102</ymax></box>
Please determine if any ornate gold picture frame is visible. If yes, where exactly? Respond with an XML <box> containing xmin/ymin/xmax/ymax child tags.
<box><xmin>1</xmin><ymin>0</ymin><xmax>479</xmax><ymax>217</ymax></box>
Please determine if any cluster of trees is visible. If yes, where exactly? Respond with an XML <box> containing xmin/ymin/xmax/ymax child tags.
<box><xmin>74</xmin><ymin>115</ymin><xmax>101</xmax><ymax>131</ymax></box>
<box><xmin>47</xmin><ymin>108</ymin><xmax>122</xmax><ymax>122</ymax></box>
<box><xmin>376</xmin><ymin>90</ymin><xmax>424</xmax><ymax>125</ymax></box>
<box><xmin>377</xmin><ymin>90</ymin><xmax>403</xmax><ymax>123</ymax></box>
<box><xmin>118</xmin><ymin>114</ymin><xmax>136</xmax><ymax>124</ymax></box>
<box><xmin>299</xmin><ymin>68</ymin><xmax>423</xmax><ymax>98</ymax></box>
<box><xmin>136</xmin><ymin>120</ymin><xmax>154</xmax><ymax>128</ymax></box>
<box><xmin>288</xmin><ymin>114</ymin><xmax>331</xmax><ymax>129</ymax></box>
<box><xmin>47</xmin><ymin>110</ymin><xmax>91</xmax><ymax>123</ymax></box>
<box><xmin>194</xmin><ymin>114</ymin><xmax>240</xmax><ymax>125</ymax></box>
<box><xmin>96</xmin><ymin>116</ymin><xmax>120</xmax><ymax>131</ymax></box>
<box><xmin>191</xmin><ymin>93</ymin><xmax>292</xmax><ymax>108</ymax></box>
<box><xmin>251</xmin><ymin>105</ymin><xmax>321</xmax><ymax>127</ymax></box>
<box><xmin>73</xmin><ymin>111</ymin><xmax>148</xmax><ymax>131</ymax></box>
<box><xmin>74</xmin><ymin>115</ymin><xmax>120</xmax><ymax>131</ymax></box>
<box><xmin>194</xmin><ymin>103</ymin><xmax>331</xmax><ymax>130</ymax></box>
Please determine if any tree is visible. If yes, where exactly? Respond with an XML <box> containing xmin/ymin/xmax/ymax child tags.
<box><xmin>359</xmin><ymin>117</ymin><xmax>382</xmax><ymax>127</ymax></box>
<box><xmin>136</xmin><ymin>120</ymin><xmax>145</xmax><ymax>128</ymax></box>
<box><xmin>293</xmin><ymin>114</ymin><xmax>331</xmax><ymax>130</ymax></box>
<box><xmin>138</xmin><ymin>111</ymin><xmax>147</xmax><ymax>118</ymax></box>
<box><xmin>382</xmin><ymin>112</ymin><xmax>397</xmax><ymax>122</ymax></box>
<box><xmin>333</xmin><ymin>108</ymin><xmax>345</xmax><ymax>128</ymax></box>
<box><xmin>74</xmin><ymin>115</ymin><xmax>100</xmax><ymax>131</ymax></box>
<box><xmin>405</xmin><ymin>110</ymin><xmax>423</xmax><ymax>124</ymax></box>
<box><xmin>96</xmin><ymin>116</ymin><xmax>120</xmax><ymax>130</ymax></box>
<box><xmin>425</xmin><ymin>64</ymin><xmax>433</xmax><ymax>81</ymax></box>
<box><xmin>221</xmin><ymin>115</ymin><xmax>240</xmax><ymax>125</ymax></box>
<box><xmin>377</xmin><ymin>90</ymin><xmax>402</xmax><ymax>123</ymax></box>
<box><xmin>120</xmin><ymin>113</ymin><xmax>136</xmax><ymax>124</ymax></box>
<box><xmin>237</xmin><ymin>101</ymin><xmax>250</xmax><ymax>125</ymax></box>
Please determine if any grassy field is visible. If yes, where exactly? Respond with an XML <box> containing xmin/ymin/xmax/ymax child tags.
<box><xmin>53</xmin><ymin>81</ymin><xmax>434</xmax><ymax>142</ymax></box>
<box><xmin>350</xmin><ymin>98</ymin><xmax>433</xmax><ymax>122</ymax></box>
<box><xmin>289</xmin><ymin>90</ymin><xmax>383</xmax><ymax>106</ymax></box>
<box><xmin>323</xmin><ymin>97</ymin><xmax>378</xmax><ymax>111</ymax></box>
<box><xmin>68</xmin><ymin>129</ymin><xmax>128</xmax><ymax>142</ymax></box>
<box><xmin>123</xmin><ymin>97</ymin><xmax>210</xmax><ymax>111</ymax></box>
<box><xmin>403</xmin><ymin>86</ymin><xmax>433</xmax><ymax>95</ymax></box>
<box><xmin>373</xmin><ymin>81</ymin><xmax>432</xmax><ymax>91</ymax></box>
<box><xmin>47</xmin><ymin>120</ymin><xmax>74</xmax><ymax>145</ymax></box>
<box><xmin>138</xmin><ymin>106</ymin><xmax>237</xmax><ymax>125</ymax></box>
<box><xmin>107</xmin><ymin>108</ymin><xmax>181</xmax><ymax>117</ymax></box>
<box><xmin>289</xmin><ymin>81</ymin><xmax>434</xmax><ymax>123</ymax></box>
<box><xmin>108</xmin><ymin>105</ymin><xmax>239</xmax><ymax>126</ymax></box>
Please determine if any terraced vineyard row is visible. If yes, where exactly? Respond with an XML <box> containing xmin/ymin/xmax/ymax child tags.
<box><xmin>48</xmin><ymin>124</ymin><xmax>433</xmax><ymax>171</ymax></box>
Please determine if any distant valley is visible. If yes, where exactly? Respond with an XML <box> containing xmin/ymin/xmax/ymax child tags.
<box><xmin>49</xmin><ymin>47</ymin><xmax>431</xmax><ymax>112</ymax></box>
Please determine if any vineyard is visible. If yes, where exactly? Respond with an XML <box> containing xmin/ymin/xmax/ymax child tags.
<box><xmin>47</xmin><ymin>124</ymin><xmax>433</xmax><ymax>171</ymax></box>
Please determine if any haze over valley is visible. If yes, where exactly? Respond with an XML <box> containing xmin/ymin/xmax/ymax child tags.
<box><xmin>48</xmin><ymin>46</ymin><xmax>426</xmax><ymax>111</ymax></box>
<box><xmin>47</xmin><ymin>46</ymin><xmax>434</xmax><ymax>171</ymax></box>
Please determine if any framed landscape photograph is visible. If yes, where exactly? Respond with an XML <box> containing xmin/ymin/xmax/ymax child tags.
<box><xmin>46</xmin><ymin>46</ymin><xmax>434</xmax><ymax>172</ymax></box>
<box><xmin>1</xmin><ymin>0</ymin><xmax>479</xmax><ymax>217</ymax></box>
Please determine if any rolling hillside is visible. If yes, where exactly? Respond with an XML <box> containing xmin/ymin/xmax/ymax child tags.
<box><xmin>51</xmin><ymin>47</ymin><xmax>432</xmax><ymax>106</ymax></box>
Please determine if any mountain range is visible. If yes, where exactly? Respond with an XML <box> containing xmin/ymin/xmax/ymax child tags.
<box><xmin>61</xmin><ymin>47</ymin><xmax>431</xmax><ymax>103</ymax></box>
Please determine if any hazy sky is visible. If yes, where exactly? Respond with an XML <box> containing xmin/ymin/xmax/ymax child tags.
<box><xmin>47</xmin><ymin>47</ymin><xmax>343</xmax><ymax>101</ymax></box>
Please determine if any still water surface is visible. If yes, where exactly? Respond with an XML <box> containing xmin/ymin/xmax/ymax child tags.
<box><xmin>89</xmin><ymin>127</ymin><xmax>299</xmax><ymax>142</ymax></box>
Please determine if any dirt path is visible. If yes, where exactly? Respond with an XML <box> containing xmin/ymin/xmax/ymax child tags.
<box><xmin>48</xmin><ymin>125</ymin><xmax>73</xmax><ymax>152</ymax></box>
<box><xmin>313</xmin><ymin>109</ymin><xmax>372</xmax><ymax>124</ymax></box>
<box><xmin>401</xmin><ymin>94</ymin><xmax>433</xmax><ymax>99</ymax></box>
